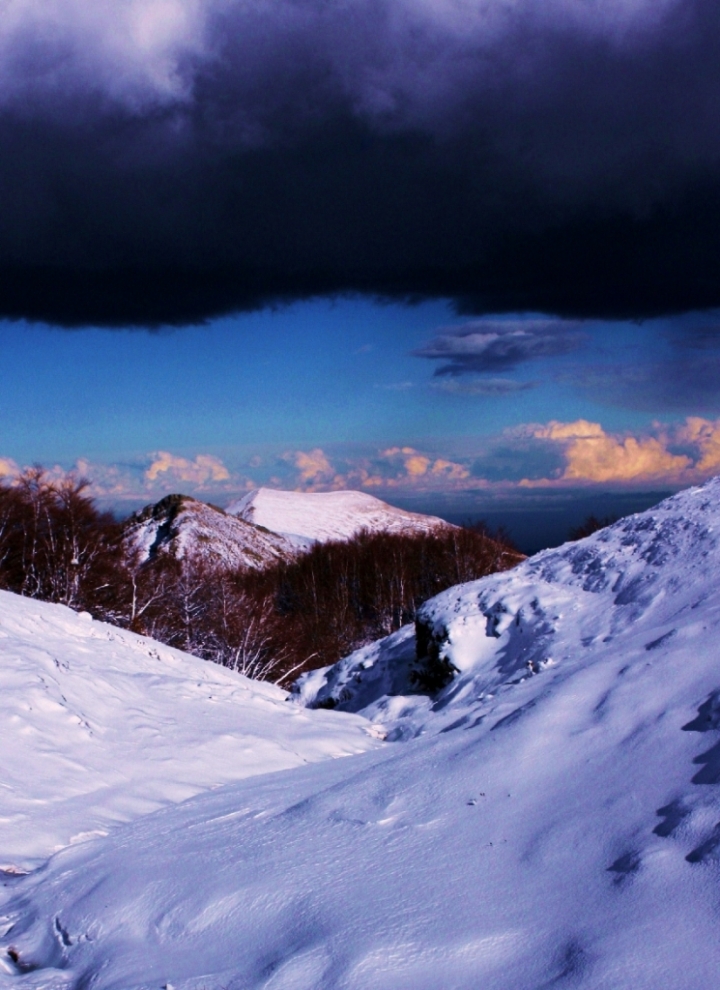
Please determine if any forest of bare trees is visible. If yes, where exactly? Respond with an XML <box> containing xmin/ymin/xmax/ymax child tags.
<box><xmin>0</xmin><ymin>468</ymin><xmax>523</xmax><ymax>684</ymax></box>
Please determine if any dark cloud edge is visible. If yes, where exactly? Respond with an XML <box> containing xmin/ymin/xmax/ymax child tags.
<box><xmin>6</xmin><ymin>203</ymin><xmax>720</xmax><ymax>332</ymax></box>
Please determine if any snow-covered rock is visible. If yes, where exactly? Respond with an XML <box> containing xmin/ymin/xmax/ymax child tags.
<box><xmin>6</xmin><ymin>479</ymin><xmax>720</xmax><ymax>987</ymax></box>
<box><xmin>0</xmin><ymin>591</ymin><xmax>382</xmax><ymax>872</ymax></box>
<box><xmin>291</xmin><ymin>625</ymin><xmax>427</xmax><ymax>740</ymax></box>
<box><xmin>227</xmin><ymin>487</ymin><xmax>452</xmax><ymax>547</ymax></box>
<box><xmin>124</xmin><ymin>493</ymin><xmax>297</xmax><ymax>569</ymax></box>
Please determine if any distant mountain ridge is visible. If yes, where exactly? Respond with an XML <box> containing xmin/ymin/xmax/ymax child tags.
<box><xmin>124</xmin><ymin>493</ymin><xmax>298</xmax><ymax>570</ymax></box>
<box><xmin>227</xmin><ymin>487</ymin><xmax>452</xmax><ymax>547</ymax></box>
<box><xmin>125</xmin><ymin>489</ymin><xmax>454</xmax><ymax>570</ymax></box>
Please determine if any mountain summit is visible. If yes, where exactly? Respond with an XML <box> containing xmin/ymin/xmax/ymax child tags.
<box><xmin>124</xmin><ymin>493</ymin><xmax>297</xmax><ymax>570</ymax></box>
<box><xmin>227</xmin><ymin>487</ymin><xmax>451</xmax><ymax>547</ymax></box>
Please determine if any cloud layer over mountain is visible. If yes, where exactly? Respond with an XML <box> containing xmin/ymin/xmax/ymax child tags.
<box><xmin>2</xmin><ymin>0</ymin><xmax>720</xmax><ymax>326</ymax></box>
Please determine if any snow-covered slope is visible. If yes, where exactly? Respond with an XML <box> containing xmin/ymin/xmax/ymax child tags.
<box><xmin>293</xmin><ymin>477</ymin><xmax>720</xmax><ymax>733</ymax></box>
<box><xmin>227</xmin><ymin>487</ymin><xmax>451</xmax><ymax>546</ymax></box>
<box><xmin>7</xmin><ymin>480</ymin><xmax>720</xmax><ymax>987</ymax></box>
<box><xmin>0</xmin><ymin>592</ymin><xmax>381</xmax><ymax>871</ymax></box>
<box><xmin>125</xmin><ymin>493</ymin><xmax>297</xmax><ymax>569</ymax></box>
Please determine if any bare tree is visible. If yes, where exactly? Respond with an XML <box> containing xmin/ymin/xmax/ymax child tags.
<box><xmin>0</xmin><ymin>466</ymin><xmax>524</xmax><ymax>688</ymax></box>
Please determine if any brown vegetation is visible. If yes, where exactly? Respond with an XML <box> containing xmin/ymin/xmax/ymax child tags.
<box><xmin>0</xmin><ymin>468</ymin><xmax>523</xmax><ymax>685</ymax></box>
<box><xmin>0</xmin><ymin>468</ymin><xmax>127</xmax><ymax>614</ymax></box>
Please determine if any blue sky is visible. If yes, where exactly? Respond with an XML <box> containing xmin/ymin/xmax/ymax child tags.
<box><xmin>1</xmin><ymin>299</ymin><xmax>639</xmax><ymax>465</ymax></box>
<box><xmin>4</xmin><ymin>300</ymin><xmax>720</xmax><ymax>548</ymax></box>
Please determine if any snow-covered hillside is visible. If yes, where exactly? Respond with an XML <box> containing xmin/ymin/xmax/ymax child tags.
<box><xmin>293</xmin><ymin>476</ymin><xmax>720</xmax><ymax>734</ymax></box>
<box><xmin>124</xmin><ymin>493</ymin><xmax>297</xmax><ymax>569</ymax></box>
<box><xmin>227</xmin><ymin>487</ymin><xmax>451</xmax><ymax>546</ymax></box>
<box><xmin>6</xmin><ymin>479</ymin><xmax>720</xmax><ymax>987</ymax></box>
<box><xmin>0</xmin><ymin>592</ymin><xmax>381</xmax><ymax>872</ymax></box>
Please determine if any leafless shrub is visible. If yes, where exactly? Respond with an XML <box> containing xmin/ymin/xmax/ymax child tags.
<box><xmin>0</xmin><ymin>468</ymin><xmax>522</xmax><ymax>686</ymax></box>
<box><xmin>0</xmin><ymin>467</ymin><xmax>125</xmax><ymax>613</ymax></box>
<box><xmin>230</xmin><ymin>524</ymin><xmax>524</xmax><ymax>681</ymax></box>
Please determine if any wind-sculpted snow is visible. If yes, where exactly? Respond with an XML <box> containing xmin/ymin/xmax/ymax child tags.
<box><xmin>0</xmin><ymin>592</ymin><xmax>381</xmax><ymax>872</ymax></box>
<box><xmin>6</xmin><ymin>479</ymin><xmax>720</xmax><ymax>986</ymax></box>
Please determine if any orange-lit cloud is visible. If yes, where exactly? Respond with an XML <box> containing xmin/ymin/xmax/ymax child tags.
<box><xmin>145</xmin><ymin>451</ymin><xmax>230</xmax><ymax>485</ymax></box>
<box><xmin>524</xmin><ymin>419</ymin><xmax>694</xmax><ymax>486</ymax></box>
<box><xmin>533</xmin><ymin>420</ymin><xmax>605</xmax><ymax>442</ymax></box>
<box><xmin>382</xmin><ymin>446</ymin><xmax>431</xmax><ymax>478</ymax></box>
<box><xmin>376</xmin><ymin>446</ymin><xmax>469</xmax><ymax>487</ymax></box>
<box><xmin>431</xmin><ymin>458</ymin><xmax>471</xmax><ymax>481</ymax></box>
<box><xmin>16</xmin><ymin>417</ymin><xmax>720</xmax><ymax>512</ymax></box>
<box><xmin>292</xmin><ymin>448</ymin><xmax>335</xmax><ymax>485</ymax></box>
<box><xmin>677</xmin><ymin>417</ymin><xmax>720</xmax><ymax>473</ymax></box>
<box><xmin>284</xmin><ymin>445</ymin><xmax>471</xmax><ymax>492</ymax></box>
<box><xmin>286</xmin><ymin>448</ymin><xmax>347</xmax><ymax>491</ymax></box>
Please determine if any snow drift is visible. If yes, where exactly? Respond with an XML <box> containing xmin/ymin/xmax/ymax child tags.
<box><xmin>5</xmin><ymin>478</ymin><xmax>720</xmax><ymax>986</ymax></box>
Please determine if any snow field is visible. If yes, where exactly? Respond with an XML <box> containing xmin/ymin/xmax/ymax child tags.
<box><xmin>0</xmin><ymin>591</ymin><xmax>381</xmax><ymax>871</ymax></box>
<box><xmin>6</xmin><ymin>624</ymin><xmax>720</xmax><ymax>989</ymax></box>
<box><xmin>6</xmin><ymin>478</ymin><xmax>720</xmax><ymax>986</ymax></box>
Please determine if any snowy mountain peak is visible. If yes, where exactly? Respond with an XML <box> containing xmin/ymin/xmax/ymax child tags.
<box><xmin>124</xmin><ymin>493</ymin><xmax>297</xmax><ymax>570</ymax></box>
<box><xmin>227</xmin><ymin>487</ymin><xmax>452</xmax><ymax>546</ymax></box>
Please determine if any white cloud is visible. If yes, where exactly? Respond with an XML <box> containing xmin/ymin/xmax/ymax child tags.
<box><xmin>0</xmin><ymin>0</ymin><xmax>211</xmax><ymax>109</ymax></box>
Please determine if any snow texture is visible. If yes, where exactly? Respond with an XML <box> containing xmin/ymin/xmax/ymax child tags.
<box><xmin>125</xmin><ymin>493</ymin><xmax>297</xmax><ymax>569</ymax></box>
<box><xmin>0</xmin><ymin>592</ymin><xmax>381</xmax><ymax>872</ymax></box>
<box><xmin>6</xmin><ymin>477</ymin><xmax>720</xmax><ymax>987</ymax></box>
<box><xmin>227</xmin><ymin>487</ymin><xmax>452</xmax><ymax>547</ymax></box>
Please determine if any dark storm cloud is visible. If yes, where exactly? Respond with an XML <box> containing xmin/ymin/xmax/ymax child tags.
<box><xmin>3</xmin><ymin>0</ymin><xmax>720</xmax><ymax>326</ymax></box>
<box><xmin>414</xmin><ymin>318</ymin><xmax>583</xmax><ymax>374</ymax></box>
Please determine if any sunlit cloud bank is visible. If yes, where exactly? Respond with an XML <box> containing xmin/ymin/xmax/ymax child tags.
<box><xmin>279</xmin><ymin>446</ymin><xmax>470</xmax><ymax>493</ymax></box>
<box><xmin>6</xmin><ymin>417</ymin><xmax>720</xmax><ymax>509</ymax></box>
<box><xmin>0</xmin><ymin>444</ymin><xmax>477</xmax><ymax>502</ymax></box>
<box><xmin>0</xmin><ymin>457</ymin><xmax>20</xmax><ymax>479</ymax></box>
<box><xmin>519</xmin><ymin>417</ymin><xmax>720</xmax><ymax>487</ymax></box>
